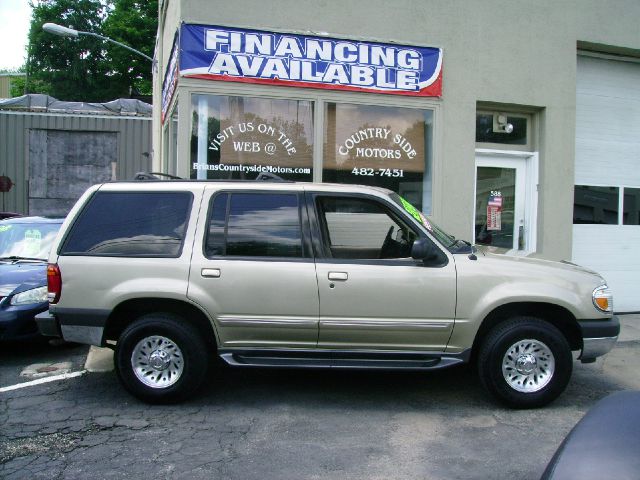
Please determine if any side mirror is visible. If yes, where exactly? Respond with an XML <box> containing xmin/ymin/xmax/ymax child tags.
<box><xmin>411</xmin><ymin>238</ymin><xmax>434</xmax><ymax>260</ymax></box>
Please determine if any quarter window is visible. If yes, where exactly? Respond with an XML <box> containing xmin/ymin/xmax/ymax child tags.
<box><xmin>205</xmin><ymin>193</ymin><xmax>303</xmax><ymax>258</ymax></box>
<box><xmin>61</xmin><ymin>192</ymin><xmax>192</xmax><ymax>257</ymax></box>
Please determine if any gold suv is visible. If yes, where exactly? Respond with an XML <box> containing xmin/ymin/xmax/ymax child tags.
<box><xmin>37</xmin><ymin>180</ymin><xmax>619</xmax><ymax>407</ymax></box>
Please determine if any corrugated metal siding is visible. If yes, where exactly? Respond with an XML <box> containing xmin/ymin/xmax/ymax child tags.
<box><xmin>0</xmin><ymin>111</ymin><xmax>151</xmax><ymax>214</ymax></box>
<box><xmin>0</xmin><ymin>77</ymin><xmax>10</xmax><ymax>98</ymax></box>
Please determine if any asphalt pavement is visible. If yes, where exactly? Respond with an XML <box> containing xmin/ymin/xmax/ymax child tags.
<box><xmin>1</xmin><ymin>314</ymin><xmax>638</xmax><ymax>480</ymax></box>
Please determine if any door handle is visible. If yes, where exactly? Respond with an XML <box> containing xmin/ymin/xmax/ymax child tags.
<box><xmin>201</xmin><ymin>268</ymin><xmax>221</xmax><ymax>278</ymax></box>
<box><xmin>328</xmin><ymin>272</ymin><xmax>348</xmax><ymax>281</ymax></box>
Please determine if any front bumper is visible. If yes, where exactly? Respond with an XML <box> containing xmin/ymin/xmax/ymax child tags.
<box><xmin>578</xmin><ymin>316</ymin><xmax>620</xmax><ymax>361</ymax></box>
<box><xmin>0</xmin><ymin>300</ymin><xmax>49</xmax><ymax>341</ymax></box>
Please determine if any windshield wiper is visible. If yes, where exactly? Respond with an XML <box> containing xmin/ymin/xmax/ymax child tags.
<box><xmin>0</xmin><ymin>255</ymin><xmax>47</xmax><ymax>262</ymax></box>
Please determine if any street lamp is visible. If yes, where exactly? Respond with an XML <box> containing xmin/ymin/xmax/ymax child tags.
<box><xmin>42</xmin><ymin>22</ymin><xmax>154</xmax><ymax>63</ymax></box>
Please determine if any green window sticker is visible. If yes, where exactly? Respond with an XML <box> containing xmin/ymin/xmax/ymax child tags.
<box><xmin>24</xmin><ymin>229</ymin><xmax>42</xmax><ymax>256</ymax></box>
<box><xmin>399</xmin><ymin>196</ymin><xmax>432</xmax><ymax>232</ymax></box>
<box><xmin>0</xmin><ymin>225</ymin><xmax>12</xmax><ymax>233</ymax></box>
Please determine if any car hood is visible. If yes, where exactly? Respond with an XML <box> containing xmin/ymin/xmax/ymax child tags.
<box><xmin>479</xmin><ymin>250</ymin><xmax>603</xmax><ymax>278</ymax></box>
<box><xmin>0</xmin><ymin>262</ymin><xmax>47</xmax><ymax>297</ymax></box>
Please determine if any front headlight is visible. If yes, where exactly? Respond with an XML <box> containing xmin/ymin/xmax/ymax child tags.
<box><xmin>10</xmin><ymin>286</ymin><xmax>48</xmax><ymax>306</ymax></box>
<box><xmin>592</xmin><ymin>285</ymin><xmax>613</xmax><ymax>313</ymax></box>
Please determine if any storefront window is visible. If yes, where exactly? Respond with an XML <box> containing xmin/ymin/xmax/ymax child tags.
<box><xmin>323</xmin><ymin>103</ymin><xmax>433</xmax><ymax>213</ymax></box>
<box><xmin>190</xmin><ymin>95</ymin><xmax>314</xmax><ymax>181</ymax></box>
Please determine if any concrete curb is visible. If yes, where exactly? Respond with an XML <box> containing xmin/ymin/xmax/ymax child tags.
<box><xmin>84</xmin><ymin>346</ymin><xmax>114</xmax><ymax>372</ymax></box>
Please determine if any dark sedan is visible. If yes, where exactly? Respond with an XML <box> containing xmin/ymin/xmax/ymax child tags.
<box><xmin>0</xmin><ymin>216</ymin><xmax>63</xmax><ymax>341</ymax></box>
<box><xmin>542</xmin><ymin>390</ymin><xmax>640</xmax><ymax>479</ymax></box>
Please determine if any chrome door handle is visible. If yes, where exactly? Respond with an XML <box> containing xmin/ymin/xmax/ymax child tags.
<box><xmin>328</xmin><ymin>272</ymin><xmax>348</xmax><ymax>281</ymax></box>
<box><xmin>201</xmin><ymin>268</ymin><xmax>221</xmax><ymax>278</ymax></box>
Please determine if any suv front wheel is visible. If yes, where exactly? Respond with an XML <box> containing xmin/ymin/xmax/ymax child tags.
<box><xmin>115</xmin><ymin>313</ymin><xmax>209</xmax><ymax>403</ymax></box>
<box><xmin>478</xmin><ymin>317</ymin><xmax>573</xmax><ymax>408</ymax></box>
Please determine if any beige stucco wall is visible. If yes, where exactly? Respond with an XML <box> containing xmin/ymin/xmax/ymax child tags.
<box><xmin>153</xmin><ymin>0</ymin><xmax>640</xmax><ymax>260</ymax></box>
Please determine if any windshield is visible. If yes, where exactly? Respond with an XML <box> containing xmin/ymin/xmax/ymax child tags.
<box><xmin>389</xmin><ymin>193</ymin><xmax>467</xmax><ymax>251</ymax></box>
<box><xmin>0</xmin><ymin>221</ymin><xmax>62</xmax><ymax>260</ymax></box>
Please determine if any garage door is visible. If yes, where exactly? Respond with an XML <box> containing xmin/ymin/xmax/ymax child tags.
<box><xmin>572</xmin><ymin>54</ymin><xmax>640</xmax><ymax>312</ymax></box>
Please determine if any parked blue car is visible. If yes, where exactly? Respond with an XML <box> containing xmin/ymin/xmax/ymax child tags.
<box><xmin>0</xmin><ymin>216</ymin><xmax>63</xmax><ymax>341</ymax></box>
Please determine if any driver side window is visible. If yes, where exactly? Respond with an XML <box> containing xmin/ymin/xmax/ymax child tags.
<box><xmin>316</xmin><ymin>196</ymin><xmax>418</xmax><ymax>259</ymax></box>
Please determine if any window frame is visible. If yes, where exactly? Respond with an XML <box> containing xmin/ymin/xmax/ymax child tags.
<box><xmin>202</xmin><ymin>190</ymin><xmax>313</xmax><ymax>261</ymax></box>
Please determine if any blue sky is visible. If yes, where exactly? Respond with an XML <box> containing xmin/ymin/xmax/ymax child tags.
<box><xmin>0</xmin><ymin>0</ymin><xmax>32</xmax><ymax>70</ymax></box>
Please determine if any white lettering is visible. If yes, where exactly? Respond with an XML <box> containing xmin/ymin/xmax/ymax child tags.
<box><xmin>334</xmin><ymin>42</ymin><xmax>358</xmax><ymax>62</ymax></box>
<box><xmin>205</xmin><ymin>30</ymin><xmax>229</xmax><ymax>50</ymax></box>
<box><xmin>229</xmin><ymin>32</ymin><xmax>243</xmax><ymax>52</ymax></box>
<box><xmin>301</xmin><ymin>61</ymin><xmax>323</xmax><ymax>81</ymax></box>
<box><xmin>274</xmin><ymin>36</ymin><xmax>303</xmax><ymax>57</ymax></box>
<box><xmin>305</xmin><ymin>39</ymin><xmax>333</xmax><ymax>60</ymax></box>
<box><xmin>261</xmin><ymin>58</ymin><xmax>289</xmax><ymax>79</ymax></box>
<box><xmin>397</xmin><ymin>49</ymin><xmax>421</xmax><ymax>69</ymax></box>
<box><xmin>210</xmin><ymin>53</ymin><xmax>239</xmax><ymax>75</ymax></box>
<box><xmin>370</xmin><ymin>46</ymin><xmax>395</xmax><ymax>67</ymax></box>
<box><xmin>351</xmin><ymin>66</ymin><xmax>374</xmax><ymax>86</ymax></box>
<box><xmin>397</xmin><ymin>70</ymin><xmax>419</xmax><ymax>90</ymax></box>
<box><xmin>245</xmin><ymin>33</ymin><xmax>272</xmax><ymax>55</ymax></box>
<box><xmin>323</xmin><ymin>64</ymin><xmax>349</xmax><ymax>84</ymax></box>
<box><xmin>235</xmin><ymin>55</ymin><xmax>264</xmax><ymax>76</ymax></box>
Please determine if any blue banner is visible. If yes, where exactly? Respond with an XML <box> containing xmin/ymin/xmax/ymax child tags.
<box><xmin>179</xmin><ymin>24</ymin><xmax>443</xmax><ymax>96</ymax></box>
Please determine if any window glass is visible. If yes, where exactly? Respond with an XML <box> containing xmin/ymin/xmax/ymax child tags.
<box><xmin>316</xmin><ymin>196</ymin><xmax>417</xmax><ymax>259</ymax></box>
<box><xmin>61</xmin><ymin>192</ymin><xmax>192</xmax><ymax>256</ymax></box>
<box><xmin>476</xmin><ymin>113</ymin><xmax>528</xmax><ymax>145</ymax></box>
<box><xmin>190</xmin><ymin>95</ymin><xmax>313</xmax><ymax>181</ymax></box>
<box><xmin>205</xmin><ymin>193</ymin><xmax>302</xmax><ymax>258</ymax></box>
<box><xmin>205</xmin><ymin>193</ymin><xmax>228</xmax><ymax>257</ymax></box>
<box><xmin>323</xmin><ymin>103</ymin><xmax>433</xmax><ymax>213</ymax></box>
<box><xmin>623</xmin><ymin>188</ymin><xmax>640</xmax><ymax>226</ymax></box>
<box><xmin>0</xmin><ymin>221</ymin><xmax>61</xmax><ymax>260</ymax></box>
<box><xmin>573</xmin><ymin>186</ymin><xmax>619</xmax><ymax>224</ymax></box>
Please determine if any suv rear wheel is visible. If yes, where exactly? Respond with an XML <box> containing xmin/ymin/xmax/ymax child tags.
<box><xmin>115</xmin><ymin>313</ymin><xmax>209</xmax><ymax>403</ymax></box>
<box><xmin>478</xmin><ymin>317</ymin><xmax>572</xmax><ymax>408</ymax></box>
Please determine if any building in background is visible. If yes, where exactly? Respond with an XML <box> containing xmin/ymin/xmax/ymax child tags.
<box><xmin>0</xmin><ymin>73</ymin><xmax>26</xmax><ymax>99</ymax></box>
<box><xmin>152</xmin><ymin>1</ymin><xmax>640</xmax><ymax>311</ymax></box>
<box><xmin>0</xmin><ymin>94</ymin><xmax>152</xmax><ymax>216</ymax></box>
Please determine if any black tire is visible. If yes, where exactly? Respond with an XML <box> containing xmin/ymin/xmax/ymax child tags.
<box><xmin>115</xmin><ymin>313</ymin><xmax>209</xmax><ymax>404</ymax></box>
<box><xmin>478</xmin><ymin>317</ymin><xmax>572</xmax><ymax>409</ymax></box>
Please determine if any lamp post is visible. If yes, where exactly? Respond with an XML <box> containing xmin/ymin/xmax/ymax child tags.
<box><xmin>42</xmin><ymin>22</ymin><xmax>154</xmax><ymax>63</ymax></box>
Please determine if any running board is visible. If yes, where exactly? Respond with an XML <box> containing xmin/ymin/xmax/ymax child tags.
<box><xmin>218</xmin><ymin>349</ymin><xmax>469</xmax><ymax>371</ymax></box>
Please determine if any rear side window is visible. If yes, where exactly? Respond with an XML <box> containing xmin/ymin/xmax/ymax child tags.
<box><xmin>205</xmin><ymin>192</ymin><xmax>302</xmax><ymax>258</ymax></box>
<box><xmin>61</xmin><ymin>191</ymin><xmax>192</xmax><ymax>257</ymax></box>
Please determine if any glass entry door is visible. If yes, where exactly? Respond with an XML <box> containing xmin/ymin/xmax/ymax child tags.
<box><xmin>475</xmin><ymin>156</ymin><xmax>526</xmax><ymax>251</ymax></box>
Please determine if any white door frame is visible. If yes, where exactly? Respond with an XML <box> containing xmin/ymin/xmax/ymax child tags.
<box><xmin>474</xmin><ymin>148</ymin><xmax>539</xmax><ymax>255</ymax></box>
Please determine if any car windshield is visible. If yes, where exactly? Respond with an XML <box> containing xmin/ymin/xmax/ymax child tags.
<box><xmin>0</xmin><ymin>221</ymin><xmax>62</xmax><ymax>261</ymax></box>
<box><xmin>389</xmin><ymin>193</ymin><xmax>468</xmax><ymax>251</ymax></box>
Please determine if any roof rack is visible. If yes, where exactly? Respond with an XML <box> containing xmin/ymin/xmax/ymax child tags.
<box><xmin>255</xmin><ymin>172</ymin><xmax>286</xmax><ymax>182</ymax></box>
<box><xmin>133</xmin><ymin>172</ymin><xmax>184</xmax><ymax>181</ymax></box>
<box><xmin>132</xmin><ymin>172</ymin><xmax>289</xmax><ymax>182</ymax></box>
